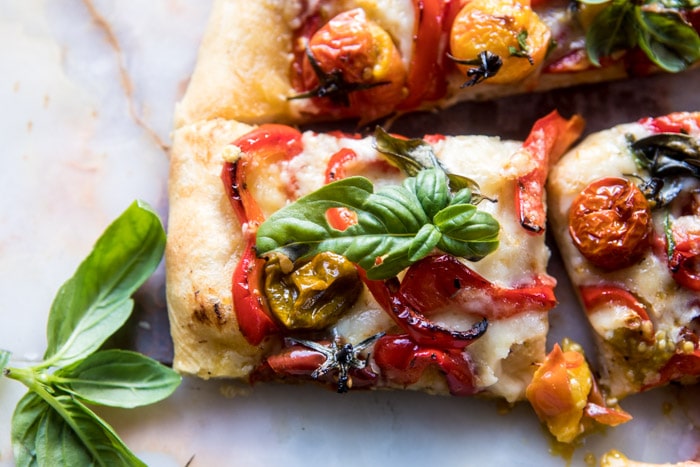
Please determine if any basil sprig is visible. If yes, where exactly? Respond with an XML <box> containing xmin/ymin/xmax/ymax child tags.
<box><xmin>256</xmin><ymin>167</ymin><xmax>500</xmax><ymax>280</ymax></box>
<box><xmin>1</xmin><ymin>200</ymin><xmax>180</xmax><ymax>467</ymax></box>
<box><xmin>584</xmin><ymin>0</ymin><xmax>700</xmax><ymax>72</ymax></box>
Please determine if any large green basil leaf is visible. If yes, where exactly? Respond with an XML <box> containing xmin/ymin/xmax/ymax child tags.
<box><xmin>586</xmin><ymin>0</ymin><xmax>636</xmax><ymax>66</ymax></box>
<box><xmin>43</xmin><ymin>200</ymin><xmax>165</xmax><ymax>368</ymax></box>
<box><xmin>256</xmin><ymin>169</ymin><xmax>499</xmax><ymax>280</ymax></box>
<box><xmin>55</xmin><ymin>349</ymin><xmax>181</xmax><ymax>409</ymax></box>
<box><xmin>635</xmin><ymin>9</ymin><xmax>700</xmax><ymax>72</ymax></box>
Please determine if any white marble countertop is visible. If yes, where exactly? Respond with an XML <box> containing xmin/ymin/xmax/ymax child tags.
<box><xmin>1</xmin><ymin>1</ymin><xmax>699</xmax><ymax>466</ymax></box>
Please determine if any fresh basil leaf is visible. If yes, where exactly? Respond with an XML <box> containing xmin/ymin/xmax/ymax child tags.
<box><xmin>0</xmin><ymin>349</ymin><xmax>10</xmax><ymax>373</ymax></box>
<box><xmin>586</xmin><ymin>0</ymin><xmax>636</xmax><ymax>66</ymax></box>
<box><xmin>48</xmin><ymin>394</ymin><xmax>145</xmax><ymax>466</ymax></box>
<box><xmin>35</xmin><ymin>406</ymin><xmax>93</xmax><ymax>467</ymax></box>
<box><xmin>408</xmin><ymin>224</ymin><xmax>442</xmax><ymax>262</ymax></box>
<box><xmin>55</xmin><ymin>349</ymin><xmax>181</xmax><ymax>409</ymax></box>
<box><xmin>43</xmin><ymin>200</ymin><xmax>166</xmax><ymax>368</ymax></box>
<box><xmin>434</xmin><ymin>205</ymin><xmax>500</xmax><ymax>259</ymax></box>
<box><xmin>256</xmin><ymin>169</ymin><xmax>500</xmax><ymax>280</ymax></box>
<box><xmin>635</xmin><ymin>9</ymin><xmax>700</xmax><ymax>72</ymax></box>
<box><xmin>11</xmin><ymin>392</ymin><xmax>47</xmax><ymax>466</ymax></box>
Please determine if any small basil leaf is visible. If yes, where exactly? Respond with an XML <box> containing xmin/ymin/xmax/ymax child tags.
<box><xmin>586</xmin><ymin>0</ymin><xmax>636</xmax><ymax>66</ymax></box>
<box><xmin>414</xmin><ymin>169</ymin><xmax>450</xmax><ymax>219</ymax></box>
<box><xmin>635</xmin><ymin>9</ymin><xmax>700</xmax><ymax>72</ymax></box>
<box><xmin>56</xmin><ymin>349</ymin><xmax>181</xmax><ymax>409</ymax></box>
<box><xmin>0</xmin><ymin>349</ymin><xmax>9</xmax><ymax>373</ymax></box>
<box><xmin>447</xmin><ymin>173</ymin><xmax>481</xmax><ymax>195</ymax></box>
<box><xmin>450</xmin><ymin>187</ymin><xmax>474</xmax><ymax>206</ymax></box>
<box><xmin>11</xmin><ymin>392</ymin><xmax>48</xmax><ymax>466</ymax></box>
<box><xmin>43</xmin><ymin>200</ymin><xmax>166</xmax><ymax>367</ymax></box>
<box><xmin>409</xmin><ymin>224</ymin><xmax>442</xmax><ymax>262</ymax></box>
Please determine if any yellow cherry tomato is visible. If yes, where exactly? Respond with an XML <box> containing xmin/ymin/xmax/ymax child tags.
<box><xmin>450</xmin><ymin>0</ymin><xmax>551</xmax><ymax>84</ymax></box>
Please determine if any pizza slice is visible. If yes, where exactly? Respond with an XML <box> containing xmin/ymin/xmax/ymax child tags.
<box><xmin>547</xmin><ymin>112</ymin><xmax>700</xmax><ymax>400</ymax></box>
<box><xmin>166</xmin><ymin>111</ymin><xmax>590</xmax><ymax>403</ymax></box>
<box><xmin>174</xmin><ymin>0</ymin><xmax>700</xmax><ymax>127</ymax></box>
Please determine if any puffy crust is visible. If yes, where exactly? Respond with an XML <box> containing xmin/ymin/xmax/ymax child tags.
<box><xmin>174</xmin><ymin>0</ymin><xmax>299</xmax><ymax>128</ymax></box>
<box><xmin>166</xmin><ymin>118</ymin><xmax>270</xmax><ymax>379</ymax></box>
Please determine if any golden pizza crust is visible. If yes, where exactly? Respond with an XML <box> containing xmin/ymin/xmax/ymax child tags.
<box><xmin>166</xmin><ymin>118</ymin><xmax>271</xmax><ymax>379</ymax></box>
<box><xmin>174</xmin><ymin>0</ymin><xmax>299</xmax><ymax>128</ymax></box>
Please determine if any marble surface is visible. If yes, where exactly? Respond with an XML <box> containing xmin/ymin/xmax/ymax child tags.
<box><xmin>1</xmin><ymin>1</ymin><xmax>699</xmax><ymax>466</ymax></box>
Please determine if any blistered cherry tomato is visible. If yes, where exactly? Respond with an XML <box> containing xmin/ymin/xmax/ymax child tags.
<box><xmin>569</xmin><ymin>177</ymin><xmax>652</xmax><ymax>270</ymax></box>
<box><xmin>450</xmin><ymin>0</ymin><xmax>550</xmax><ymax>84</ymax></box>
<box><xmin>302</xmin><ymin>8</ymin><xmax>407</xmax><ymax>122</ymax></box>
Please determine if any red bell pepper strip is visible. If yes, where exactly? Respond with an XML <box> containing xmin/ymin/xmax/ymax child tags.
<box><xmin>221</xmin><ymin>124</ymin><xmax>303</xmax><ymax>345</ymax></box>
<box><xmin>398</xmin><ymin>254</ymin><xmax>557</xmax><ymax>320</ymax></box>
<box><xmin>578</xmin><ymin>285</ymin><xmax>651</xmax><ymax>321</ymax></box>
<box><xmin>669</xmin><ymin>237</ymin><xmax>700</xmax><ymax>291</ymax></box>
<box><xmin>398</xmin><ymin>0</ymin><xmax>461</xmax><ymax>110</ymax></box>
<box><xmin>639</xmin><ymin>112</ymin><xmax>700</xmax><ymax>134</ymax></box>
<box><xmin>373</xmin><ymin>333</ymin><xmax>478</xmax><ymax>396</ymax></box>
<box><xmin>261</xmin><ymin>342</ymin><xmax>378</xmax><ymax>390</ymax></box>
<box><xmin>515</xmin><ymin>111</ymin><xmax>585</xmax><ymax>234</ymax></box>
<box><xmin>647</xmin><ymin>348</ymin><xmax>700</xmax><ymax>390</ymax></box>
<box><xmin>362</xmin><ymin>270</ymin><xmax>488</xmax><ymax>349</ymax></box>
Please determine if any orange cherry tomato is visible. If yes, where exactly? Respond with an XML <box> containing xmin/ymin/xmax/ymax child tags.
<box><xmin>569</xmin><ymin>177</ymin><xmax>652</xmax><ymax>270</ymax></box>
<box><xmin>302</xmin><ymin>8</ymin><xmax>407</xmax><ymax>122</ymax></box>
<box><xmin>450</xmin><ymin>0</ymin><xmax>551</xmax><ymax>84</ymax></box>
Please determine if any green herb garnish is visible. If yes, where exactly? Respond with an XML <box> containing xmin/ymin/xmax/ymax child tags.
<box><xmin>1</xmin><ymin>200</ymin><xmax>180</xmax><ymax>467</ymax></box>
<box><xmin>584</xmin><ymin>0</ymin><xmax>700</xmax><ymax>72</ymax></box>
<box><xmin>256</xmin><ymin>134</ymin><xmax>500</xmax><ymax>281</ymax></box>
<box><xmin>508</xmin><ymin>30</ymin><xmax>534</xmax><ymax>64</ymax></box>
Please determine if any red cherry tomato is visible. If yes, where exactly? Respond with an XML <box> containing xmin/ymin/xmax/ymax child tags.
<box><xmin>569</xmin><ymin>177</ymin><xmax>652</xmax><ymax>270</ymax></box>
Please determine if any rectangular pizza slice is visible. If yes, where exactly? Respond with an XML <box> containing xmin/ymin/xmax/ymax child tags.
<box><xmin>174</xmin><ymin>0</ymin><xmax>699</xmax><ymax>127</ymax></box>
<box><xmin>166</xmin><ymin>111</ymin><xmax>584</xmax><ymax>403</ymax></box>
<box><xmin>547</xmin><ymin>112</ymin><xmax>700</xmax><ymax>400</ymax></box>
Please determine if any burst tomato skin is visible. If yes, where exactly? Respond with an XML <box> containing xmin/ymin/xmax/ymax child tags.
<box><xmin>301</xmin><ymin>8</ymin><xmax>407</xmax><ymax>122</ymax></box>
<box><xmin>568</xmin><ymin>177</ymin><xmax>652</xmax><ymax>270</ymax></box>
<box><xmin>450</xmin><ymin>0</ymin><xmax>551</xmax><ymax>84</ymax></box>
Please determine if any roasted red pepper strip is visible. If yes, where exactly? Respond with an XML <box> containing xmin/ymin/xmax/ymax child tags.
<box><xmin>516</xmin><ymin>111</ymin><xmax>585</xmax><ymax>234</ymax></box>
<box><xmin>361</xmin><ymin>270</ymin><xmax>487</xmax><ymax>349</ymax></box>
<box><xmin>221</xmin><ymin>124</ymin><xmax>303</xmax><ymax>345</ymax></box>
<box><xmin>262</xmin><ymin>342</ymin><xmax>378</xmax><ymax>390</ymax></box>
<box><xmin>373</xmin><ymin>333</ymin><xmax>478</xmax><ymax>396</ymax></box>
<box><xmin>669</xmin><ymin>238</ymin><xmax>700</xmax><ymax>291</ymax></box>
<box><xmin>579</xmin><ymin>285</ymin><xmax>651</xmax><ymax>321</ymax></box>
<box><xmin>639</xmin><ymin>112</ymin><xmax>700</xmax><ymax>134</ymax></box>
<box><xmin>398</xmin><ymin>254</ymin><xmax>557</xmax><ymax>320</ymax></box>
<box><xmin>648</xmin><ymin>348</ymin><xmax>700</xmax><ymax>390</ymax></box>
<box><xmin>398</xmin><ymin>0</ymin><xmax>461</xmax><ymax>110</ymax></box>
